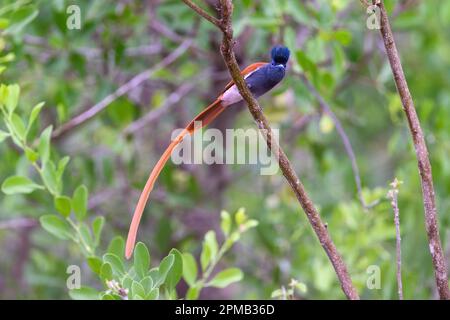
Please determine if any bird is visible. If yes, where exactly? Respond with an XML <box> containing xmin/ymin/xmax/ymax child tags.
<box><xmin>125</xmin><ymin>46</ymin><xmax>290</xmax><ymax>259</ymax></box>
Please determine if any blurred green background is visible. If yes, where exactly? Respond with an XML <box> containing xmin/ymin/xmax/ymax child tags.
<box><xmin>1</xmin><ymin>0</ymin><xmax>450</xmax><ymax>299</ymax></box>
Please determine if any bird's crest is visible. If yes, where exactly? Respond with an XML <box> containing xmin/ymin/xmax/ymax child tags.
<box><xmin>271</xmin><ymin>46</ymin><xmax>290</xmax><ymax>65</ymax></box>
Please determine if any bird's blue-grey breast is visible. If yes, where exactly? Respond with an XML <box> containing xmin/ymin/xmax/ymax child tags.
<box><xmin>246</xmin><ymin>46</ymin><xmax>290</xmax><ymax>98</ymax></box>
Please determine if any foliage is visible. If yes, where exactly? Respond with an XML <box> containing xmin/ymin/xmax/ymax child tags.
<box><xmin>0</xmin><ymin>84</ymin><xmax>253</xmax><ymax>299</ymax></box>
<box><xmin>0</xmin><ymin>12</ymin><xmax>254</xmax><ymax>296</ymax></box>
<box><xmin>1</xmin><ymin>0</ymin><xmax>450</xmax><ymax>299</ymax></box>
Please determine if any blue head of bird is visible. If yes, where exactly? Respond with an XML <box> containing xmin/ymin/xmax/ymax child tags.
<box><xmin>271</xmin><ymin>46</ymin><xmax>290</xmax><ymax>67</ymax></box>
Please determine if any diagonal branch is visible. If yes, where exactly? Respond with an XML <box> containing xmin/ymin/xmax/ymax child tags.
<box><xmin>183</xmin><ymin>0</ymin><xmax>359</xmax><ymax>299</ymax></box>
<box><xmin>375</xmin><ymin>1</ymin><xmax>450</xmax><ymax>299</ymax></box>
<box><xmin>124</xmin><ymin>68</ymin><xmax>212</xmax><ymax>136</ymax></box>
<box><xmin>51</xmin><ymin>40</ymin><xmax>192</xmax><ymax>140</ymax></box>
<box><xmin>181</xmin><ymin>0</ymin><xmax>224</xmax><ymax>31</ymax></box>
<box><xmin>124</xmin><ymin>82</ymin><xmax>196</xmax><ymax>136</ymax></box>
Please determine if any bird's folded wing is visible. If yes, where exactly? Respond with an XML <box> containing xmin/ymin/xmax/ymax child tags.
<box><xmin>220</xmin><ymin>62</ymin><xmax>267</xmax><ymax>95</ymax></box>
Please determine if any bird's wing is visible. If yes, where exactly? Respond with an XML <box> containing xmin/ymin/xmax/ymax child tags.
<box><xmin>220</xmin><ymin>62</ymin><xmax>267</xmax><ymax>95</ymax></box>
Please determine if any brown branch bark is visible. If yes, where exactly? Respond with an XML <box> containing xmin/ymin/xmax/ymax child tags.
<box><xmin>375</xmin><ymin>1</ymin><xmax>450</xmax><ymax>299</ymax></box>
<box><xmin>183</xmin><ymin>0</ymin><xmax>359</xmax><ymax>299</ymax></box>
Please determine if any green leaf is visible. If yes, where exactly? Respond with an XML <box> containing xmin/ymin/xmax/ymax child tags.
<box><xmin>87</xmin><ymin>256</ymin><xmax>102</xmax><ymax>275</ymax></box>
<box><xmin>103</xmin><ymin>253</ymin><xmax>125</xmax><ymax>276</ymax></box>
<box><xmin>247</xmin><ymin>16</ymin><xmax>282</xmax><ymax>28</ymax></box>
<box><xmin>206</xmin><ymin>231</ymin><xmax>219</xmax><ymax>258</ymax></box>
<box><xmin>270</xmin><ymin>289</ymin><xmax>285</xmax><ymax>299</ymax></box>
<box><xmin>156</xmin><ymin>254</ymin><xmax>174</xmax><ymax>286</ymax></box>
<box><xmin>69</xmin><ymin>286</ymin><xmax>99</xmax><ymax>300</ymax></box>
<box><xmin>182</xmin><ymin>253</ymin><xmax>197</xmax><ymax>287</ymax></box>
<box><xmin>165</xmin><ymin>249</ymin><xmax>183</xmax><ymax>290</ymax></box>
<box><xmin>200</xmin><ymin>243</ymin><xmax>211</xmax><ymax>272</ymax></box>
<box><xmin>8</xmin><ymin>131</ymin><xmax>22</xmax><ymax>147</ymax></box>
<box><xmin>148</xmin><ymin>268</ymin><xmax>159</xmax><ymax>283</ymax></box>
<box><xmin>146</xmin><ymin>288</ymin><xmax>159</xmax><ymax>300</ymax></box>
<box><xmin>41</xmin><ymin>161</ymin><xmax>60</xmax><ymax>195</ymax></box>
<box><xmin>39</xmin><ymin>215</ymin><xmax>74</xmax><ymax>240</ymax></box>
<box><xmin>100</xmin><ymin>262</ymin><xmax>113</xmax><ymax>282</ymax></box>
<box><xmin>0</xmin><ymin>84</ymin><xmax>6</xmax><ymax>104</ymax></box>
<box><xmin>27</xmin><ymin>101</ymin><xmax>45</xmax><ymax>133</ymax></box>
<box><xmin>295</xmin><ymin>50</ymin><xmax>317</xmax><ymax>75</ymax></box>
<box><xmin>220</xmin><ymin>210</ymin><xmax>231</xmax><ymax>236</ymax></box>
<box><xmin>101</xmin><ymin>293</ymin><xmax>118</xmax><ymax>300</ymax></box>
<box><xmin>108</xmin><ymin>236</ymin><xmax>125</xmax><ymax>257</ymax></box>
<box><xmin>240</xmin><ymin>219</ymin><xmax>259</xmax><ymax>232</ymax></box>
<box><xmin>2</xmin><ymin>175</ymin><xmax>43</xmax><ymax>194</ymax></box>
<box><xmin>11</xmin><ymin>113</ymin><xmax>26</xmax><ymax>142</ymax></box>
<box><xmin>0</xmin><ymin>17</ymin><xmax>9</xmax><ymax>29</ymax></box>
<box><xmin>4</xmin><ymin>7</ymin><xmax>39</xmax><ymax>35</ymax></box>
<box><xmin>38</xmin><ymin>126</ymin><xmax>52</xmax><ymax>165</ymax></box>
<box><xmin>79</xmin><ymin>224</ymin><xmax>94</xmax><ymax>253</ymax></box>
<box><xmin>293</xmin><ymin>281</ymin><xmax>308</xmax><ymax>294</ymax></box>
<box><xmin>72</xmin><ymin>185</ymin><xmax>88</xmax><ymax>221</ymax></box>
<box><xmin>0</xmin><ymin>130</ymin><xmax>10</xmax><ymax>144</ymax></box>
<box><xmin>54</xmin><ymin>195</ymin><xmax>71</xmax><ymax>217</ymax></box>
<box><xmin>234</xmin><ymin>207</ymin><xmax>247</xmax><ymax>225</ymax></box>
<box><xmin>131</xmin><ymin>281</ymin><xmax>146</xmax><ymax>299</ymax></box>
<box><xmin>206</xmin><ymin>268</ymin><xmax>243</xmax><ymax>288</ymax></box>
<box><xmin>140</xmin><ymin>276</ymin><xmax>154</xmax><ymax>292</ymax></box>
<box><xmin>333</xmin><ymin>29</ymin><xmax>352</xmax><ymax>46</ymax></box>
<box><xmin>56</xmin><ymin>156</ymin><xmax>70</xmax><ymax>179</ymax></box>
<box><xmin>225</xmin><ymin>231</ymin><xmax>240</xmax><ymax>250</ymax></box>
<box><xmin>121</xmin><ymin>275</ymin><xmax>133</xmax><ymax>291</ymax></box>
<box><xmin>186</xmin><ymin>286</ymin><xmax>200</xmax><ymax>300</ymax></box>
<box><xmin>201</xmin><ymin>231</ymin><xmax>217</xmax><ymax>271</ymax></box>
<box><xmin>92</xmin><ymin>216</ymin><xmax>105</xmax><ymax>246</ymax></box>
<box><xmin>24</xmin><ymin>146</ymin><xmax>39</xmax><ymax>162</ymax></box>
<box><xmin>134</xmin><ymin>242</ymin><xmax>150</xmax><ymax>279</ymax></box>
<box><xmin>4</xmin><ymin>84</ymin><xmax>20</xmax><ymax>113</ymax></box>
<box><xmin>0</xmin><ymin>53</ymin><xmax>14</xmax><ymax>64</ymax></box>
<box><xmin>319</xmin><ymin>115</ymin><xmax>334</xmax><ymax>134</ymax></box>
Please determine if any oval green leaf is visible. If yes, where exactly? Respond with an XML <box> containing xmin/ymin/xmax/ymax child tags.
<box><xmin>206</xmin><ymin>268</ymin><xmax>243</xmax><ymax>288</ymax></box>
<box><xmin>2</xmin><ymin>175</ymin><xmax>43</xmax><ymax>195</ymax></box>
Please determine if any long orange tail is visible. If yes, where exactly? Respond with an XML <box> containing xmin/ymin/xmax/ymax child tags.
<box><xmin>125</xmin><ymin>99</ymin><xmax>226</xmax><ymax>259</ymax></box>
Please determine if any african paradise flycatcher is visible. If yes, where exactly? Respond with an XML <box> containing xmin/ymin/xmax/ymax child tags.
<box><xmin>126</xmin><ymin>46</ymin><xmax>290</xmax><ymax>259</ymax></box>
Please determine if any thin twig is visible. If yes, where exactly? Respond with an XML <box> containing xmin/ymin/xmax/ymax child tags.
<box><xmin>183</xmin><ymin>0</ymin><xmax>359</xmax><ymax>299</ymax></box>
<box><xmin>147</xmin><ymin>12</ymin><xmax>209</xmax><ymax>58</ymax></box>
<box><xmin>124</xmin><ymin>81</ymin><xmax>199</xmax><ymax>136</ymax></box>
<box><xmin>24</xmin><ymin>34</ymin><xmax>163</xmax><ymax>59</ymax></box>
<box><xmin>375</xmin><ymin>1</ymin><xmax>450</xmax><ymax>299</ymax></box>
<box><xmin>181</xmin><ymin>0</ymin><xmax>224</xmax><ymax>31</ymax></box>
<box><xmin>51</xmin><ymin>40</ymin><xmax>192</xmax><ymax>139</ymax></box>
<box><xmin>299</xmin><ymin>73</ymin><xmax>379</xmax><ymax>209</ymax></box>
<box><xmin>387</xmin><ymin>178</ymin><xmax>404</xmax><ymax>300</ymax></box>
